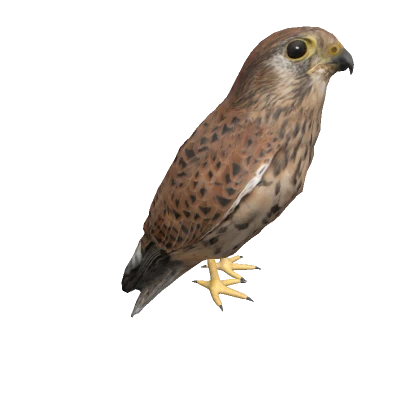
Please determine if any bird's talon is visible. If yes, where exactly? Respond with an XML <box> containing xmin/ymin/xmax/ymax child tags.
<box><xmin>195</xmin><ymin>256</ymin><xmax>261</xmax><ymax>310</ymax></box>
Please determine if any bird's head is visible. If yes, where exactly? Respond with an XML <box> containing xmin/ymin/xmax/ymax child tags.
<box><xmin>227</xmin><ymin>27</ymin><xmax>353</xmax><ymax>111</ymax></box>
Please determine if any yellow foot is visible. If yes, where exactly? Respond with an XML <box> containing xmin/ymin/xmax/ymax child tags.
<box><xmin>206</xmin><ymin>255</ymin><xmax>256</xmax><ymax>284</ymax></box>
<box><xmin>194</xmin><ymin>259</ymin><xmax>253</xmax><ymax>311</ymax></box>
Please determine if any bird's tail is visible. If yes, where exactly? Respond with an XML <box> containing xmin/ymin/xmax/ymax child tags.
<box><xmin>122</xmin><ymin>242</ymin><xmax>187</xmax><ymax>316</ymax></box>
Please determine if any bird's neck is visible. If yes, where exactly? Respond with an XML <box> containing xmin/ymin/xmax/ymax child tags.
<box><xmin>223</xmin><ymin>77</ymin><xmax>328</xmax><ymax>129</ymax></box>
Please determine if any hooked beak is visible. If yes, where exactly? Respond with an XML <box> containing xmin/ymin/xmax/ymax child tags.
<box><xmin>330</xmin><ymin>48</ymin><xmax>354</xmax><ymax>74</ymax></box>
<box><xmin>307</xmin><ymin>43</ymin><xmax>353</xmax><ymax>76</ymax></box>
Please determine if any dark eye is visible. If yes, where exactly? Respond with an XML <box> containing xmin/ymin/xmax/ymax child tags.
<box><xmin>287</xmin><ymin>40</ymin><xmax>307</xmax><ymax>59</ymax></box>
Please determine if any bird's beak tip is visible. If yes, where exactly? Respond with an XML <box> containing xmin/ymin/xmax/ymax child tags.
<box><xmin>330</xmin><ymin>48</ymin><xmax>354</xmax><ymax>75</ymax></box>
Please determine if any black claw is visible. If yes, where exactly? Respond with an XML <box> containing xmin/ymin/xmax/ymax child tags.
<box><xmin>255</xmin><ymin>267</ymin><xmax>261</xmax><ymax>270</ymax></box>
<box><xmin>246</xmin><ymin>297</ymin><xmax>254</xmax><ymax>302</ymax></box>
<box><xmin>201</xmin><ymin>265</ymin><xmax>207</xmax><ymax>268</ymax></box>
<box><xmin>219</xmin><ymin>305</ymin><xmax>223</xmax><ymax>311</ymax></box>
<box><xmin>241</xmin><ymin>277</ymin><xmax>247</xmax><ymax>283</ymax></box>
<box><xmin>192</xmin><ymin>280</ymin><xmax>197</xmax><ymax>283</ymax></box>
<box><xmin>240</xmin><ymin>256</ymin><xmax>243</xmax><ymax>258</ymax></box>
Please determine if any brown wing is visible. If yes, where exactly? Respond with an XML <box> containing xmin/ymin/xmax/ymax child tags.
<box><xmin>143</xmin><ymin>111</ymin><xmax>281</xmax><ymax>252</ymax></box>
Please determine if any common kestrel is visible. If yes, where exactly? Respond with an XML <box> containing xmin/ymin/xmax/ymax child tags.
<box><xmin>122</xmin><ymin>27</ymin><xmax>353</xmax><ymax>316</ymax></box>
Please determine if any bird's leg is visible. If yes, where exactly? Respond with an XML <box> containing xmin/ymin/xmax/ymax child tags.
<box><xmin>194</xmin><ymin>259</ymin><xmax>253</xmax><ymax>311</ymax></box>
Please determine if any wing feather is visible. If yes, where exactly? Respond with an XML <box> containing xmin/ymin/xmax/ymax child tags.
<box><xmin>143</xmin><ymin>111</ymin><xmax>282</xmax><ymax>252</ymax></box>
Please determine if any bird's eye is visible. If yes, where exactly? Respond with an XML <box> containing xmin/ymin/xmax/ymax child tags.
<box><xmin>287</xmin><ymin>40</ymin><xmax>307</xmax><ymax>59</ymax></box>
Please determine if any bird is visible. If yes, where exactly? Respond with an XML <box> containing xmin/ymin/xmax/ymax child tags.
<box><xmin>122</xmin><ymin>27</ymin><xmax>353</xmax><ymax>316</ymax></box>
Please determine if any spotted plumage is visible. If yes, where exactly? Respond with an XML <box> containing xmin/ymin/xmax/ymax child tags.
<box><xmin>122</xmin><ymin>27</ymin><xmax>353</xmax><ymax>315</ymax></box>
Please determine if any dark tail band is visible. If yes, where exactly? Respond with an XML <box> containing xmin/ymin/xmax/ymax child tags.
<box><xmin>122</xmin><ymin>244</ymin><xmax>171</xmax><ymax>293</ymax></box>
